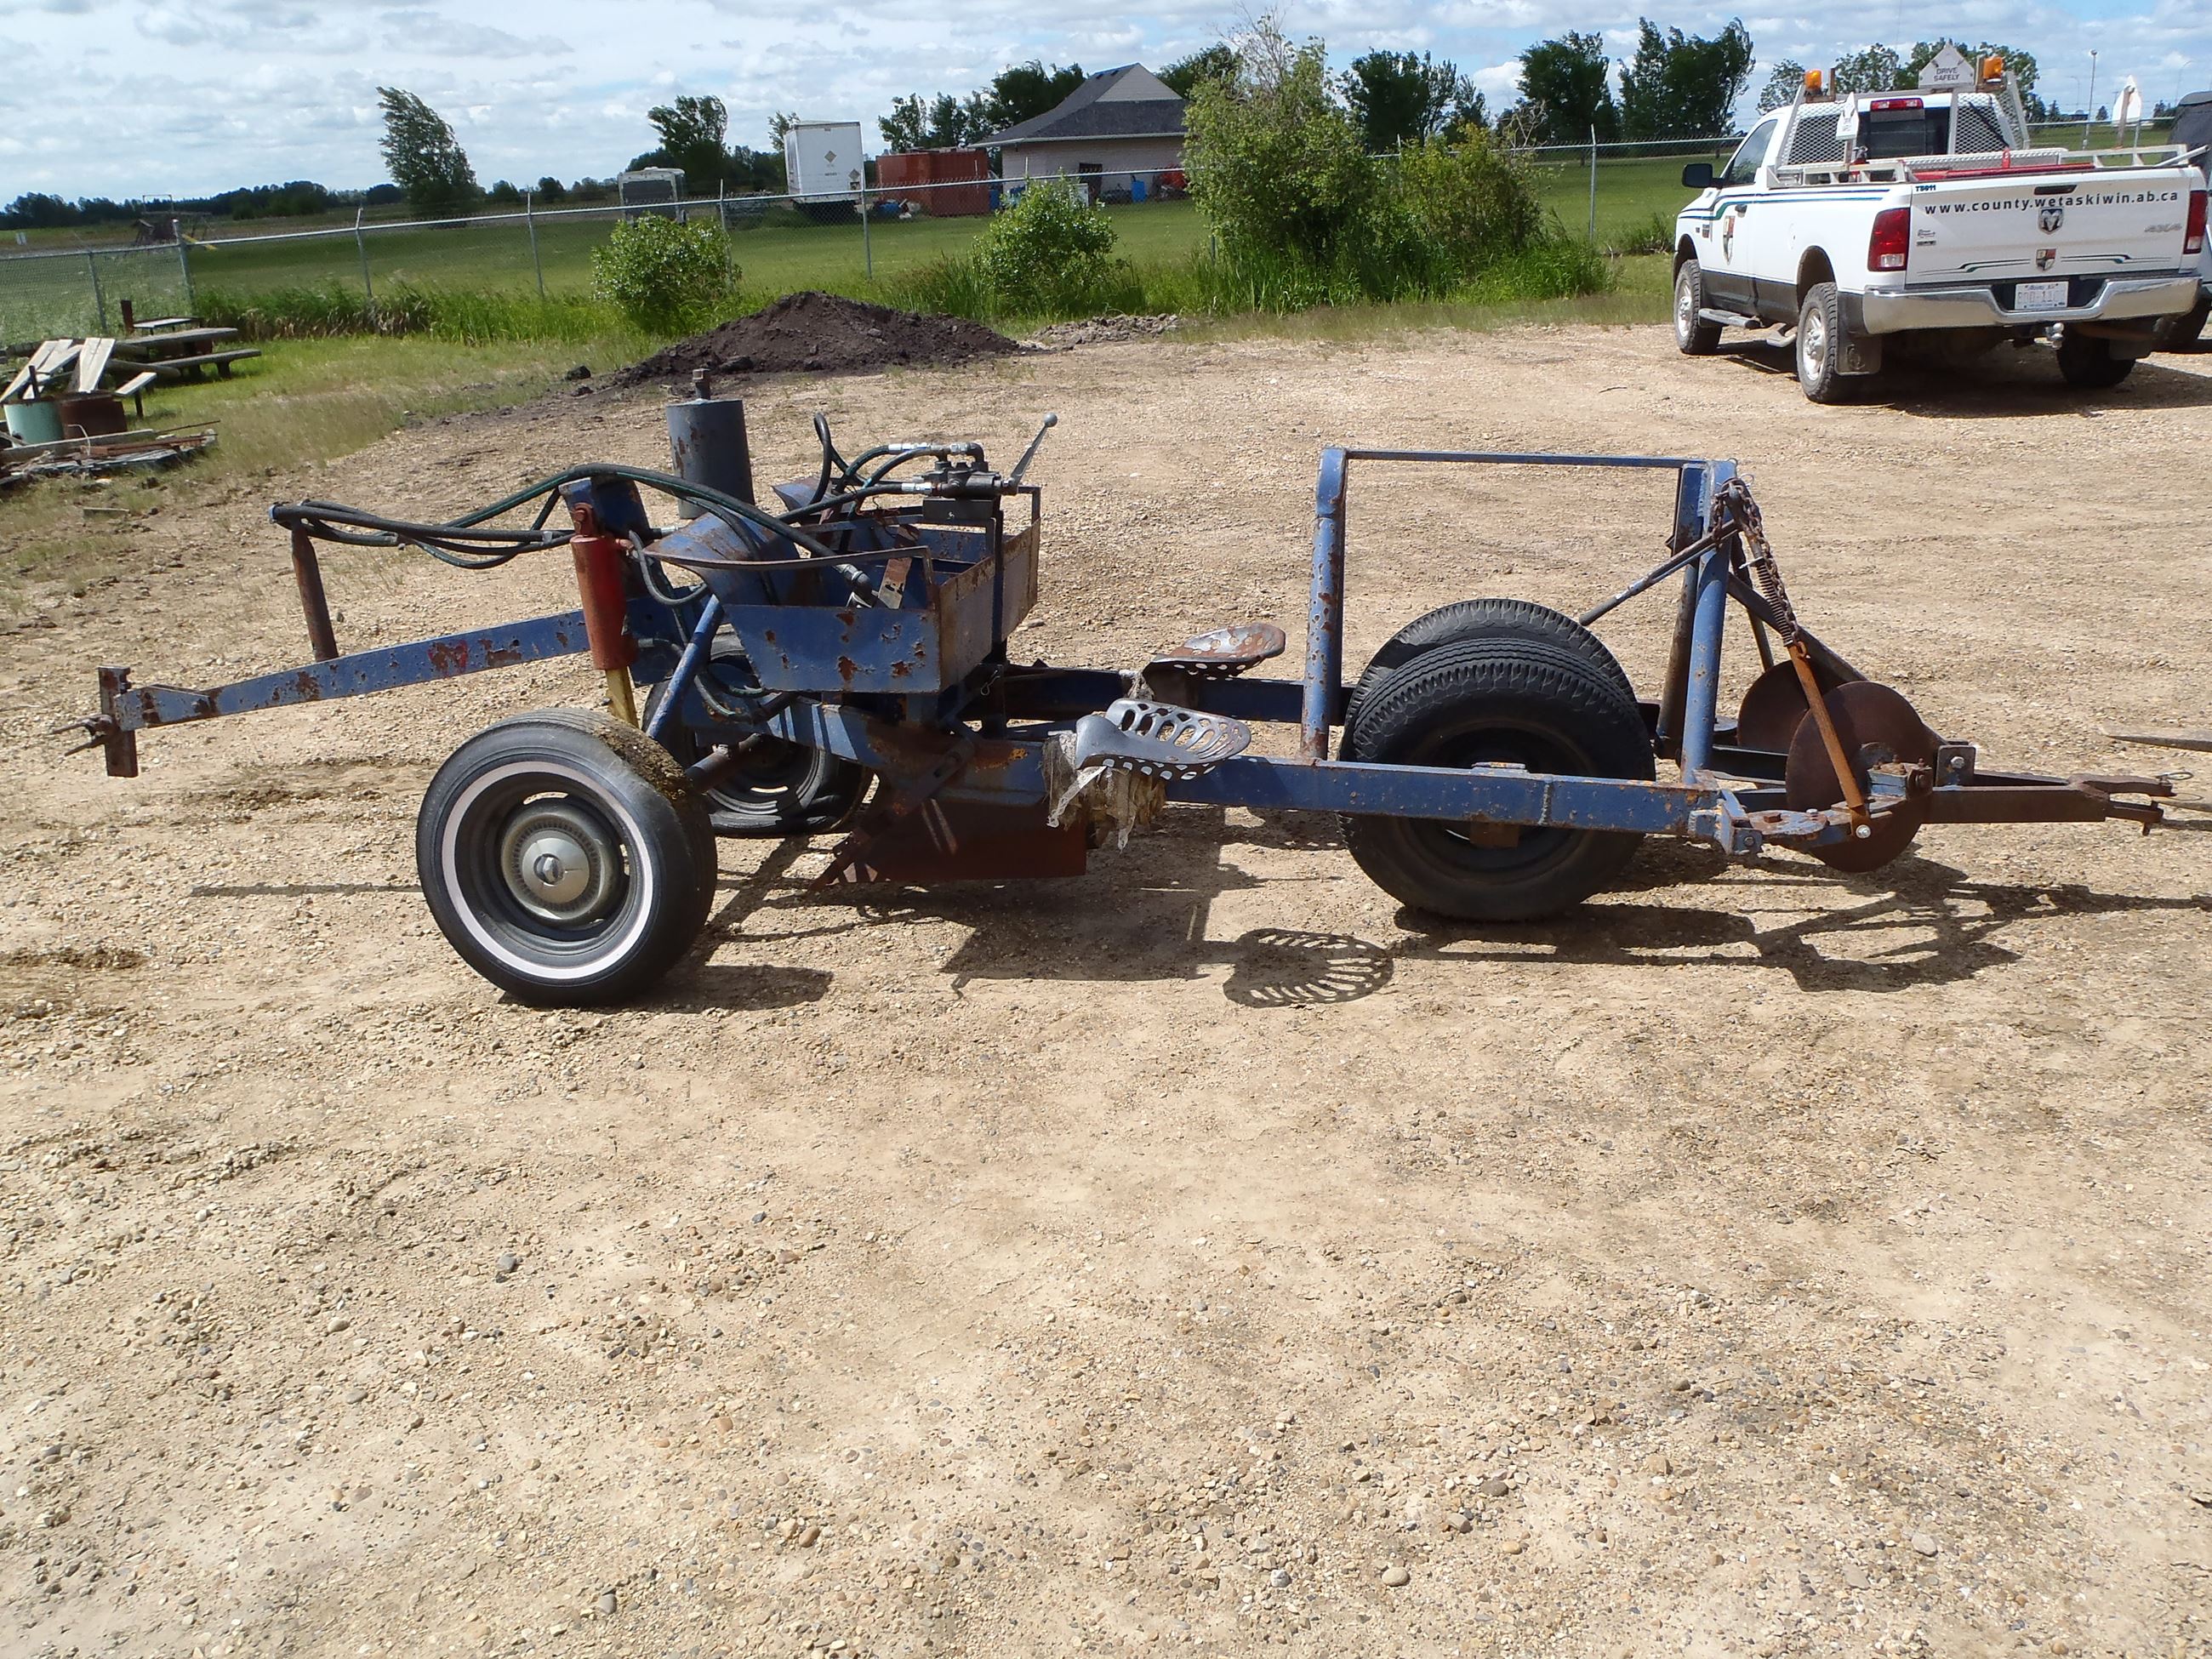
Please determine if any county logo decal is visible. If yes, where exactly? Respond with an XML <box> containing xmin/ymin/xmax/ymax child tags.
<box><xmin>2038</xmin><ymin>202</ymin><xmax>2066</xmax><ymax>235</ymax></box>
<box><xmin>2035</xmin><ymin>247</ymin><xmax>2057</xmax><ymax>271</ymax></box>
<box><xmin>1722</xmin><ymin>213</ymin><xmax>1737</xmax><ymax>257</ymax></box>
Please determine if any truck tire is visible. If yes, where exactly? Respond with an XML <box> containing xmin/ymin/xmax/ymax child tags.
<box><xmin>1340</xmin><ymin>637</ymin><xmax>1654</xmax><ymax>923</ymax></box>
<box><xmin>2055</xmin><ymin>331</ymin><xmax>2135</xmax><ymax>389</ymax></box>
<box><xmin>418</xmin><ymin>709</ymin><xmax>718</xmax><ymax>1006</ymax></box>
<box><xmin>1673</xmin><ymin>260</ymin><xmax>1723</xmax><ymax>355</ymax></box>
<box><xmin>1341</xmin><ymin>598</ymin><xmax>1635</xmax><ymax>750</ymax></box>
<box><xmin>1795</xmin><ymin>282</ymin><xmax>1854</xmax><ymax>402</ymax></box>
<box><xmin>2152</xmin><ymin>296</ymin><xmax>2209</xmax><ymax>351</ymax></box>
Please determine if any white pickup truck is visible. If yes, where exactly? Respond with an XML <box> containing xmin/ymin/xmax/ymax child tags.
<box><xmin>1671</xmin><ymin>53</ymin><xmax>2208</xmax><ymax>400</ymax></box>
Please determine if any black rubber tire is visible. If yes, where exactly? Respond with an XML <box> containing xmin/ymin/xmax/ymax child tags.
<box><xmin>2055</xmin><ymin>331</ymin><xmax>2135</xmax><ymax>389</ymax></box>
<box><xmin>641</xmin><ymin>636</ymin><xmax>869</xmax><ymax>837</ymax></box>
<box><xmin>1673</xmin><ymin>259</ymin><xmax>1723</xmax><ymax>355</ymax></box>
<box><xmin>417</xmin><ymin>709</ymin><xmax>718</xmax><ymax>1006</ymax></box>
<box><xmin>2152</xmin><ymin>296</ymin><xmax>2210</xmax><ymax>351</ymax></box>
<box><xmin>1341</xmin><ymin>638</ymin><xmax>1656</xmax><ymax>923</ymax></box>
<box><xmin>1796</xmin><ymin>282</ymin><xmax>1855</xmax><ymax>403</ymax></box>
<box><xmin>1342</xmin><ymin>598</ymin><xmax>1634</xmax><ymax>753</ymax></box>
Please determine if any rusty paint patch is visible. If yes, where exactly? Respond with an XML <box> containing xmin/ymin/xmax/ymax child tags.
<box><xmin>426</xmin><ymin>641</ymin><xmax>471</xmax><ymax>676</ymax></box>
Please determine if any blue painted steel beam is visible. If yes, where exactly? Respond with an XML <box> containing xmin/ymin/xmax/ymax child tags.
<box><xmin>107</xmin><ymin>609</ymin><xmax>591</xmax><ymax>733</ymax></box>
<box><xmin>1677</xmin><ymin>550</ymin><xmax>1732</xmax><ymax>783</ymax></box>
<box><xmin>1335</xmin><ymin>448</ymin><xmax>1702</xmax><ymax>469</ymax></box>
<box><xmin>1168</xmin><ymin>755</ymin><xmax>1723</xmax><ymax>836</ymax></box>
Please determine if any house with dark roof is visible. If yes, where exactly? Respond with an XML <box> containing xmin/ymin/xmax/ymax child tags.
<box><xmin>981</xmin><ymin>64</ymin><xmax>1186</xmax><ymax>201</ymax></box>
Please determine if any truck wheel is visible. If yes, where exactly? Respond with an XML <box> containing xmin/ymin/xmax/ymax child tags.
<box><xmin>1795</xmin><ymin>282</ymin><xmax>1855</xmax><ymax>402</ymax></box>
<box><xmin>1341</xmin><ymin>638</ymin><xmax>1655</xmax><ymax>922</ymax></box>
<box><xmin>418</xmin><ymin>709</ymin><xmax>718</xmax><ymax>1006</ymax></box>
<box><xmin>641</xmin><ymin>637</ymin><xmax>869</xmax><ymax>837</ymax></box>
<box><xmin>2152</xmin><ymin>297</ymin><xmax>2209</xmax><ymax>351</ymax></box>
<box><xmin>1673</xmin><ymin>260</ymin><xmax>1723</xmax><ymax>355</ymax></box>
<box><xmin>1341</xmin><ymin>598</ymin><xmax>1635</xmax><ymax>751</ymax></box>
<box><xmin>2055</xmin><ymin>331</ymin><xmax>2135</xmax><ymax>389</ymax></box>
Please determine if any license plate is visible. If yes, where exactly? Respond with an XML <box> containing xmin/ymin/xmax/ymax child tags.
<box><xmin>2015</xmin><ymin>279</ymin><xmax>2069</xmax><ymax>312</ymax></box>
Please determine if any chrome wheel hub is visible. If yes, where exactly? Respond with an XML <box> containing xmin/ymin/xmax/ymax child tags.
<box><xmin>1802</xmin><ymin>311</ymin><xmax>1828</xmax><ymax>379</ymax></box>
<box><xmin>499</xmin><ymin>799</ymin><xmax>621</xmax><ymax>926</ymax></box>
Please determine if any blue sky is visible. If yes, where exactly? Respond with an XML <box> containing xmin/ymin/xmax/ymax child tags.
<box><xmin>4</xmin><ymin>0</ymin><xmax>2203</xmax><ymax>199</ymax></box>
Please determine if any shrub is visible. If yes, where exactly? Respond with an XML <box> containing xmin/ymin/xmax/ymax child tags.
<box><xmin>1185</xmin><ymin>21</ymin><xmax>1593</xmax><ymax>308</ymax></box>
<box><xmin>590</xmin><ymin>215</ymin><xmax>737</xmax><ymax>333</ymax></box>
<box><xmin>1611</xmin><ymin>208</ymin><xmax>1677</xmax><ymax>256</ymax></box>
<box><xmin>1394</xmin><ymin>132</ymin><xmax>1543</xmax><ymax>273</ymax></box>
<box><xmin>1183</xmin><ymin>31</ymin><xmax>1377</xmax><ymax>276</ymax></box>
<box><xmin>975</xmin><ymin>179</ymin><xmax>1117</xmax><ymax>313</ymax></box>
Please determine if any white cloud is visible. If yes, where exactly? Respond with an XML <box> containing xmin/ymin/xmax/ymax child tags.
<box><xmin>5</xmin><ymin>0</ymin><xmax>2209</xmax><ymax>198</ymax></box>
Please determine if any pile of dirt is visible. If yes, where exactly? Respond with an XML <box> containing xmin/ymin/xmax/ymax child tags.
<box><xmin>1030</xmin><ymin>313</ymin><xmax>1183</xmax><ymax>348</ymax></box>
<box><xmin>615</xmin><ymin>291</ymin><xmax>1018</xmax><ymax>386</ymax></box>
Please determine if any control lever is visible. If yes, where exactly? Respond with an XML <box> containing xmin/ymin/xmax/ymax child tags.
<box><xmin>1007</xmin><ymin>413</ymin><xmax>1058</xmax><ymax>487</ymax></box>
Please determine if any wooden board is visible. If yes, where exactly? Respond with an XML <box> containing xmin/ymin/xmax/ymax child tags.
<box><xmin>113</xmin><ymin>370</ymin><xmax>157</xmax><ymax>399</ymax></box>
<box><xmin>75</xmin><ymin>337</ymin><xmax>115</xmax><ymax>394</ymax></box>
<box><xmin>4</xmin><ymin>339</ymin><xmax>75</xmax><ymax>402</ymax></box>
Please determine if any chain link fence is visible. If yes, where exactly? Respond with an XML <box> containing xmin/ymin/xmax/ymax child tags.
<box><xmin>3</xmin><ymin>118</ymin><xmax>2188</xmax><ymax>342</ymax></box>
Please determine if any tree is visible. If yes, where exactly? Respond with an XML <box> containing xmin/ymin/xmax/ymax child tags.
<box><xmin>1828</xmin><ymin>45</ymin><xmax>1904</xmax><ymax>94</ymax></box>
<box><xmin>767</xmin><ymin>112</ymin><xmax>799</xmax><ymax>150</ymax></box>
<box><xmin>647</xmin><ymin>94</ymin><xmax>733</xmax><ymax>186</ymax></box>
<box><xmin>377</xmin><ymin>88</ymin><xmax>476</xmax><ymax>213</ymax></box>
<box><xmin>1516</xmin><ymin>33</ymin><xmax>1619</xmax><ymax>145</ymax></box>
<box><xmin>985</xmin><ymin>60</ymin><xmax>1086</xmax><ymax>129</ymax></box>
<box><xmin>486</xmin><ymin>180</ymin><xmax>522</xmax><ymax>206</ymax></box>
<box><xmin>879</xmin><ymin>91</ymin><xmax>990</xmax><ymax>151</ymax></box>
<box><xmin>535</xmin><ymin>176</ymin><xmax>569</xmax><ymax>202</ymax></box>
<box><xmin>377</xmin><ymin>88</ymin><xmax>477</xmax><ymax>214</ymax></box>
<box><xmin>1160</xmin><ymin>44</ymin><xmax>1237</xmax><ymax>98</ymax></box>
<box><xmin>1616</xmin><ymin>18</ymin><xmax>1754</xmax><ymax>140</ymax></box>
<box><xmin>1339</xmin><ymin>50</ymin><xmax>1481</xmax><ymax>149</ymax></box>
<box><xmin>1758</xmin><ymin>60</ymin><xmax>1806</xmax><ymax>111</ymax></box>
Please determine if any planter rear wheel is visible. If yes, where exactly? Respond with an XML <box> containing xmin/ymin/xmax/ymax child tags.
<box><xmin>1341</xmin><ymin>636</ymin><xmax>1655</xmax><ymax>922</ymax></box>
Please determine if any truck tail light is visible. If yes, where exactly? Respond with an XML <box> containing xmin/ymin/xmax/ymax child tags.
<box><xmin>2186</xmin><ymin>188</ymin><xmax>2207</xmax><ymax>256</ymax></box>
<box><xmin>1868</xmin><ymin>97</ymin><xmax>1924</xmax><ymax>111</ymax></box>
<box><xmin>1868</xmin><ymin>207</ymin><xmax>1911</xmax><ymax>272</ymax></box>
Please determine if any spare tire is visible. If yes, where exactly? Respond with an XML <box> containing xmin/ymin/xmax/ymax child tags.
<box><xmin>1341</xmin><ymin>597</ymin><xmax>1634</xmax><ymax>753</ymax></box>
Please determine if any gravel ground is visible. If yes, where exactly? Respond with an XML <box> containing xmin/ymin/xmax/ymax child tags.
<box><xmin>3</xmin><ymin>323</ymin><xmax>2210</xmax><ymax>1659</ymax></box>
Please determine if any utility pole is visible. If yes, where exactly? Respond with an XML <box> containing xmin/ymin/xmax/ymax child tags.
<box><xmin>2084</xmin><ymin>49</ymin><xmax>2100</xmax><ymax>146</ymax></box>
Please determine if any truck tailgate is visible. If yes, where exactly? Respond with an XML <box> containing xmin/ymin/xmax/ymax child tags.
<box><xmin>1907</xmin><ymin>169</ymin><xmax>2193</xmax><ymax>285</ymax></box>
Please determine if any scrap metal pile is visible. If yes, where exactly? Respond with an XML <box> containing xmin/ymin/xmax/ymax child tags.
<box><xmin>67</xmin><ymin>389</ymin><xmax>2180</xmax><ymax>1006</ymax></box>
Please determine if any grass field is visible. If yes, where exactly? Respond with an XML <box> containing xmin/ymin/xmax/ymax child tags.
<box><xmin>5</xmin><ymin>160</ymin><xmax>1711</xmax><ymax>345</ymax></box>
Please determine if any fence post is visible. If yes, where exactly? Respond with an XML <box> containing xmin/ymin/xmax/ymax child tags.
<box><xmin>859</xmin><ymin>189</ymin><xmax>872</xmax><ymax>281</ymax></box>
<box><xmin>175</xmin><ymin>233</ymin><xmax>195</xmax><ymax>316</ymax></box>
<box><xmin>355</xmin><ymin>206</ymin><xmax>375</xmax><ymax>321</ymax></box>
<box><xmin>1588</xmin><ymin>126</ymin><xmax>1599</xmax><ymax>243</ymax></box>
<box><xmin>86</xmin><ymin>250</ymin><xmax>108</xmax><ymax>333</ymax></box>
<box><xmin>524</xmin><ymin>191</ymin><xmax>545</xmax><ymax>299</ymax></box>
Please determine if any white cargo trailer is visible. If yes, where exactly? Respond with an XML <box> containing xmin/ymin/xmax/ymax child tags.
<box><xmin>783</xmin><ymin>121</ymin><xmax>867</xmax><ymax>203</ymax></box>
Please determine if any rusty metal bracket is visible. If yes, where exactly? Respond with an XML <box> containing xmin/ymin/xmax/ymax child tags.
<box><xmin>809</xmin><ymin>735</ymin><xmax>978</xmax><ymax>889</ymax></box>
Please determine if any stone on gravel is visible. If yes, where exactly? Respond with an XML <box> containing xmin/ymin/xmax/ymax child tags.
<box><xmin>1380</xmin><ymin>1564</ymin><xmax>1410</xmax><ymax>1587</ymax></box>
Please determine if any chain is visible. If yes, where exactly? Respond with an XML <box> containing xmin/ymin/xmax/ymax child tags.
<box><xmin>1717</xmin><ymin>477</ymin><xmax>1800</xmax><ymax>645</ymax></box>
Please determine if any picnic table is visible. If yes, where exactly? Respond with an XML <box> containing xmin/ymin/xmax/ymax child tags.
<box><xmin>113</xmin><ymin>323</ymin><xmax>259</xmax><ymax>381</ymax></box>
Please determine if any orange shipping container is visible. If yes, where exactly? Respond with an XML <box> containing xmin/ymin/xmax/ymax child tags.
<box><xmin>875</xmin><ymin>149</ymin><xmax>991</xmax><ymax>217</ymax></box>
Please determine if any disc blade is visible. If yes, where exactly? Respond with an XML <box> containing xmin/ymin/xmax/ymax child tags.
<box><xmin>1735</xmin><ymin>658</ymin><xmax>1848</xmax><ymax>752</ymax></box>
<box><xmin>1783</xmin><ymin>681</ymin><xmax>1937</xmax><ymax>872</ymax></box>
